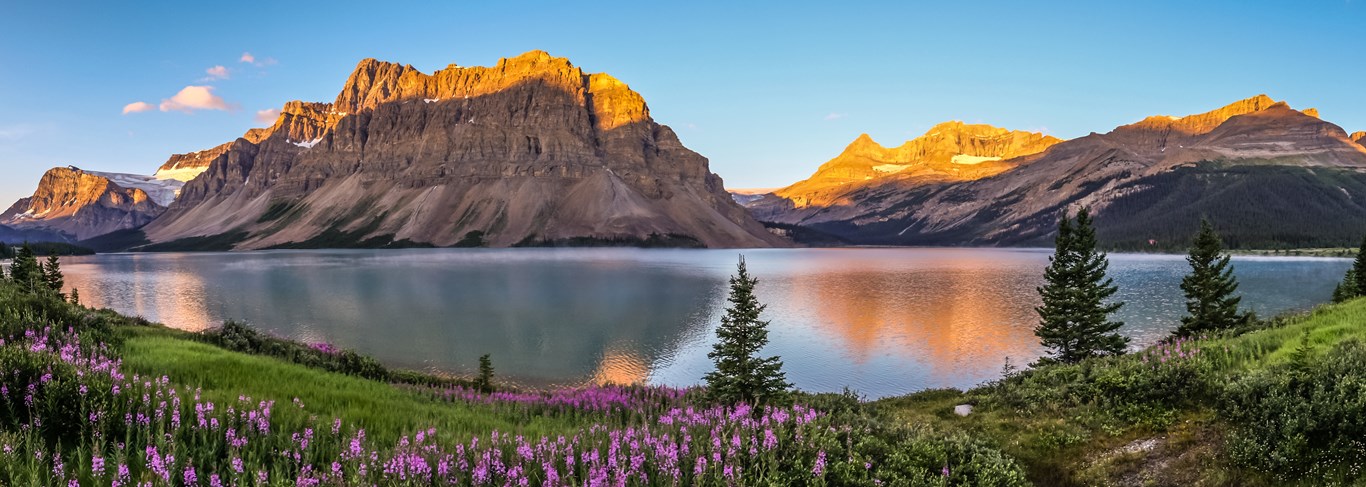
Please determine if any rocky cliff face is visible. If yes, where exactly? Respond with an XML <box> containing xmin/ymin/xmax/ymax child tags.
<box><xmin>1353</xmin><ymin>131</ymin><xmax>1366</xmax><ymax>147</ymax></box>
<box><xmin>144</xmin><ymin>51</ymin><xmax>787</xmax><ymax>249</ymax></box>
<box><xmin>1</xmin><ymin>167</ymin><xmax>166</xmax><ymax>241</ymax></box>
<box><xmin>755</xmin><ymin>95</ymin><xmax>1366</xmax><ymax>248</ymax></box>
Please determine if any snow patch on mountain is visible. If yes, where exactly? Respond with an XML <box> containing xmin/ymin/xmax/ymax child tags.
<box><xmin>85</xmin><ymin>170</ymin><xmax>184</xmax><ymax>206</ymax></box>
<box><xmin>950</xmin><ymin>154</ymin><xmax>1003</xmax><ymax>165</ymax></box>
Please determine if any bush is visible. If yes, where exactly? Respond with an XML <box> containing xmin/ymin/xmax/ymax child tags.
<box><xmin>203</xmin><ymin>321</ymin><xmax>388</xmax><ymax>380</ymax></box>
<box><xmin>1221</xmin><ymin>339</ymin><xmax>1366</xmax><ymax>481</ymax></box>
<box><xmin>982</xmin><ymin>345</ymin><xmax>1216</xmax><ymax>429</ymax></box>
<box><xmin>805</xmin><ymin>393</ymin><xmax>1031</xmax><ymax>486</ymax></box>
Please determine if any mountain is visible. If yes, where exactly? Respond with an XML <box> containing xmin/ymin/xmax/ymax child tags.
<box><xmin>748</xmin><ymin>122</ymin><xmax>1060</xmax><ymax>223</ymax></box>
<box><xmin>0</xmin><ymin>224</ymin><xmax>72</xmax><ymax>245</ymax></box>
<box><xmin>1</xmin><ymin>166</ymin><xmax>167</xmax><ymax>241</ymax></box>
<box><xmin>1353</xmin><ymin>131</ymin><xmax>1365</xmax><ymax>147</ymax></box>
<box><xmin>728</xmin><ymin>188</ymin><xmax>779</xmax><ymax>205</ymax></box>
<box><xmin>152</xmin><ymin>130</ymin><xmax>267</xmax><ymax>183</ymax></box>
<box><xmin>753</xmin><ymin>95</ymin><xmax>1366</xmax><ymax>248</ymax></box>
<box><xmin>133</xmin><ymin>51</ymin><xmax>786</xmax><ymax>250</ymax></box>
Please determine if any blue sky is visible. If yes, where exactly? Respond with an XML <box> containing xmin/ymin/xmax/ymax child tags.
<box><xmin>1</xmin><ymin>1</ymin><xmax>1363</xmax><ymax>205</ymax></box>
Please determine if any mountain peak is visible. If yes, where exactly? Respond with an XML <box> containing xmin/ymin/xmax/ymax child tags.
<box><xmin>848</xmin><ymin>133</ymin><xmax>881</xmax><ymax>148</ymax></box>
<box><xmin>1189</xmin><ymin>94</ymin><xmax>1282</xmax><ymax>123</ymax></box>
<box><xmin>1125</xmin><ymin>94</ymin><xmax>1290</xmax><ymax>136</ymax></box>
<box><xmin>1352</xmin><ymin>131</ymin><xmax>1366</xmax><ymax>146</ymax></box>
<box><xmin>2</xmin><ymin>166</ymin><xmax>165</xmax><ymax>241</ymax></box>
<box><xmin>141</xmin><ymin>51</ymin><xmax>786</xmax><ymax>249</ymax></box>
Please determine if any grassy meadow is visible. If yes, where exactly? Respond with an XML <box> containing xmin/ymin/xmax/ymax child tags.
<box><xmin>2</xmin><ymin>273</ymin><xmax>1366</xmax><ymax>485</ymax></box>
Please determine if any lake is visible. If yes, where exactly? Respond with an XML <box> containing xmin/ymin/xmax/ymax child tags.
<box><xmin>59</xmin><ymin>248</ymin><xmax>1349</xmax><ymax>398</ymax></box>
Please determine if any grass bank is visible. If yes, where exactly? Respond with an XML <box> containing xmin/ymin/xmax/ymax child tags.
<box><xmin>118</xmin><ymin>326</ymin><xmax>579</xmax><ymax>445</ymax></box>
<box><xmin>876</xmin><ymin>297</ymin><xmax>1366</xmax><ymax>486</ymax></box>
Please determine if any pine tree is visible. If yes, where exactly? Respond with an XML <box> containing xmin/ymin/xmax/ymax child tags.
<box><xmin>1334</xmin><ymin>268</ymin><xmax>1359</xmax><ymax>303</ymax></box>
<box><xmin>1354</xmin><ymin>237</ymin><xmax>1366</xmax><ymax>298</ymax></box>
<box><xmin>1034</xmin><ymin>208</ymin><xmax>1128</xmax><ymax>364</ymax></box>
<box><xmin>1175</xmin><ymin>220</ymin><xmax>1248</xmax><ymax>336</ymax></box>
<box><xmin>43</xmin><ymin>255</ymin><xmax>64</xmax><ymax>296</ymax></box>
<box><xmin>69</xmin><ymin>288</ymin><xmax>80</xmax><ymax>306</ymax></box>
<box><xmin>705</xmin><ymin>256</ymin><xmax>790</xmax><ymax>405</ymax></box>
<box><xmin>475</xmin><ymin>354</ymin><xmax>495</xmax><ymax>393</ymax></box>
<box><xmin>9</xmin><ymin>243</ymin><xmax>42</xmax><ymax>292</ymax></box>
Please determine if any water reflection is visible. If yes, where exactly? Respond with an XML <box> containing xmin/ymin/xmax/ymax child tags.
<box><xmin>59</xmin><ymin>248</ymin><xmax>1349</xmax><ymax>398</ymax></box>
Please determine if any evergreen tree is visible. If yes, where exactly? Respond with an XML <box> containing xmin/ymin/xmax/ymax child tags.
<box><xmin>704</xmin><ymin>256</ymin><xmax>790</xmax><ymax>405</ymax></box>
<box><xmin>1334</xmin><ymin>268</ymin><xmax>1359</xmax><ymax>303</ymax></box>
<box><xmin>43</xmin><ymin>255</ymin><xmax>64</xmax><ymax>295</ymax></box>
<box><xmin>475</xmin><ymin>354</ymin><xmax>495</xmax><ymax>393</ymax></box>
<box><xmin>1354</xmin><ymin>237</ymin><xmax>1366</xmax><ymax>298</ymax></box>
<box><xmin>0</xmin><ymin>242</ymin><xmax>10</xmax><ymax>260</ymax></box>
<box><xmin>9</xmin><ymin>243</ymin><xmax>42</xmax><ymax>292</ymax></box>
<box><xmin>1175</xmin><ymin>220</ymin><xmax>1248</xmax><ymax>336</ymax></box>
<box><xmin>1034</xmin><ymin>208</ymin><xmax>1128</xmax><ymax>364</ymax></box>
<box><xmin>69</xmin><ymin>288</ymin><xmax>80</xmax><ymax>306</ymax></box>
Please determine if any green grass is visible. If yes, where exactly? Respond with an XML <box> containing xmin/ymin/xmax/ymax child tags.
<box><xmin>117</xmin><ymin>326</ymin><xmax>582</xmax><ymax>445</ymax></box>
<box><xmin>874</xmin><ymin>297</ymin><xmax>1366</xmax><ymax>486</ymax></box>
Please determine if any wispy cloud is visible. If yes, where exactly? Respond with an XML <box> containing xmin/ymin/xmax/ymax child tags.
<box><xmin>0</xmin><ymin>124</ymin><xmax>39</xmax><ymax>140</ymax></box>
<box><xmin>255</xmin><ymin>108</ymin><xmax>280</xmax><ymax>124</ymax></box>
<box><xmin>824</xmin><ymin>112</ymin><xmax>847</xmax><ymax>121</ymax></box>
<box><xmin>159</xmin><ymin>86</ymin><xmax>232</xmax><ymax>113</ymax></box>
<box><xmin>203</xmin><ymin>65</ymin><xmax>230</xmax><ymax>80</ymax></box>
<box><xmin>122</xmin><ymin>101</ymin><xmax>155</xmax><ymax>114</ymax></box>
<box><xmin>239</xmin><ymin>52</ymin><xmax>277</xmax><ymax>67</ymax></box>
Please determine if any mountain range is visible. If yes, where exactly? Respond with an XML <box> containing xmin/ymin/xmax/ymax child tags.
<box><xmin>3</xmin><ymin>51</ymin><xmax>786</xmax><ymax>250</ymax></box>
<box><xmin>4</xmin><ymin>52</ymin><xmax>1364</xmax><ymax>251</ymax></box>
<box><xmin>744</xmin><ymin>95</ymin><xmax>1366</xmax><ymax>249</ymax></box>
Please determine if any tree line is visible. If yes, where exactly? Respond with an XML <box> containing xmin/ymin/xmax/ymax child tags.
<box><xmin>2</xmin><ymin>242</ymin><xmax>78</xmax><ymax>304</ymax></box>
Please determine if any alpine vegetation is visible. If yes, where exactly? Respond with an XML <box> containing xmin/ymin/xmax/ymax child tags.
<box><xmin>1034</xmin><ymin>208</ymin><xmax>1128</xmax><ymax>364</ymax></box>
<box><xmin>1175</xmin><ymin>219</ymin><xmax>1250</xmax><ymax>337</ymax></box>
<box><xmin>705</xmin><ymin>256</ymin><xmax>791</xmax><ymax>405</ymax></box>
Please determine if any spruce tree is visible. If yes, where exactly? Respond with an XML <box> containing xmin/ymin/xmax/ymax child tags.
<box><xmin>9</xmin><ymin>243</ymin><xmax>41</xmax><ymax>292</ymax></box>
<box><xmin>43</xmin><ymin>255</ymin><xmax>64</xmax><ymax>295</ymax></box>
<box><xmin>1175</xmin><ymin>220</ymin><xmax>1248</xmax><ymax>336</ymax></box>
<box><xmin>475</xmin><ymin>354</ymin><xmax>495</xmax><ymax>393</ymax></box>
<box><xmin>1034</xmin><ymin>208</ymin><xmax>1128</xmax><ymax>364</ymax></box>
<box><xmin>1334</xmin><ymin>269</ymin><xmax>1359</xmax><ymax>303</ymax></box>
<box><xmin>70</xmin><ymin>288</ymin><xmax>80</xmax><ymax>306</ymax></box>
<box><xmin>1354</xmin><ymin>237</ymin><xmax>1366</xmax><ymax>298</ymax></box>
<box><xmin>705</xmin><ymin>256</ymin><xmax>790</xmax><ymax>405</ymax></box>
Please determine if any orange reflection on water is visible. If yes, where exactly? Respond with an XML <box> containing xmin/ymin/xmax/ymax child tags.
<box><xmin>63</xmin><ymin>254</ymin><xmax>215</xmax><ymax>332</ymax></box>
<box><xmin>779</xmin><ymin>250</ymin><xmax>1042</xmax><ymax>382</ymax></box>
<box><xmin>589</xmin><ymin>347</ymin><xmax>651</xmax><ymax>385</ymax></box>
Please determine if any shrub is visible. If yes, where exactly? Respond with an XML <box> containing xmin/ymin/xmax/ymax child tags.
<box><xmin>1220</xmin><ymin>339</ymin><xmax>1366</xmax><ymax>481</ymax></box>
<box><xmin>202</xmin><ymin>321</ymin><xmax>388</xmax><ymax>380</ymax></box>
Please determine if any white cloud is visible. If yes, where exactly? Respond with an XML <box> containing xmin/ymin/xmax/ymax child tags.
<box><xmin>204</xmin><ymin>65</ymin><xmax>230</xmax><ymax>80</ymax></box>
<box><xmin>159</xmin><ymin>86</ymin><xmax>231</xmax><ymax>113</ymax></box>
<box><xmin>239</xmin><ymin>52</ymin><xmax>277</xmax><ymax>67</ymax></box>
<box><xmin>122</xmin><ymin>101</ymin><xmax>155</xmax><ymax>114</ymax></box>
<box><xmin>255</xmin><ymin>108</ymin><xmax>280</xmax><ymax>124</ymax></box>
<box><xmin>824</xmin><ymin>112</ymin><xmax>847</xmax><ymax>121</ymax></box>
